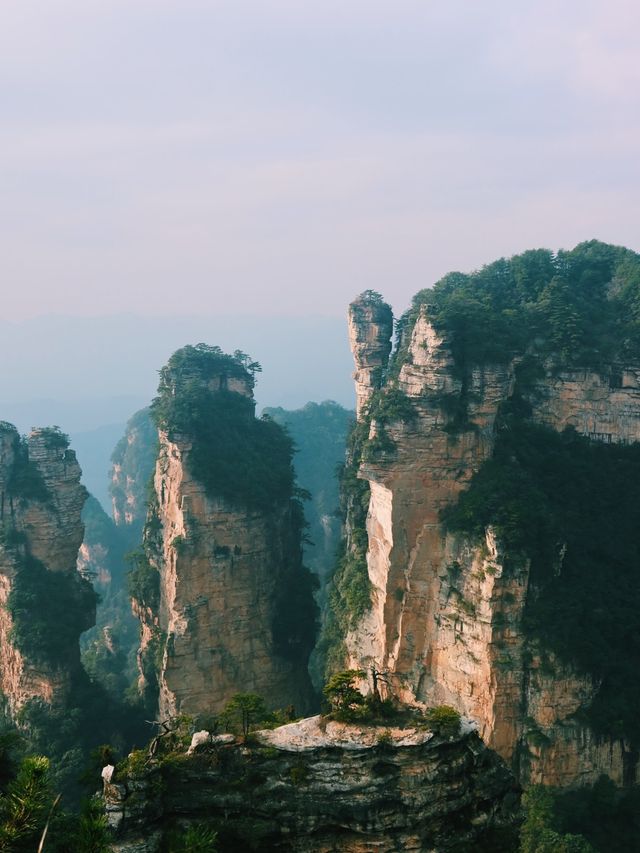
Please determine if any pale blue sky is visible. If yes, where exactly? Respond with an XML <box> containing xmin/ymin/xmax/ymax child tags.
<box><xmin>1</xmin><ymin>0</ymin><xmax>639</xmax><ymax>320</ymax></box>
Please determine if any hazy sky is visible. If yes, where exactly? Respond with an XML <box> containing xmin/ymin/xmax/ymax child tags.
<box><xmin>2</xmin><ymin>0</ymin><xmax>639</xmax><ymax>320</ymax></box>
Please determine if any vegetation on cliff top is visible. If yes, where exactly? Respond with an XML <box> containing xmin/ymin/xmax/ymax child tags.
<box><xmin>151</xmin><ymin>344</ymin><xmax>295</xmax><ymax>511</ymax></box>
<box><xmin>397</xmin><ymin>240</ymin><xmax>640</xmax><ymax>375</ymax></box>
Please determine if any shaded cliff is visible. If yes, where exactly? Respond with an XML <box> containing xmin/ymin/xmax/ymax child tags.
<box><xmin>131</xmin><ymin>345</ymin><xmax>317</xmax><ymax>718</ymax></box>
<box><xmin>262</xmin><ymin>401</ymin><xmax>353</xmax><ymax>593</ymax></box>
<box><xmin>330</xmin><ymin>242</ymin><xmax>640</xmax><ymax>787</ymax></box>
<box><xmin>77</xmin><ymin>410</ymin><xmax>157</xmax><ymax>704</ymax></box>
<box><xmin>104</xmin><ymin>716</ymin><xmax>519</xmax><ymax>852</ymax></box>
<box><xmin>0</xmin><ymin>423</ymin><xmax>94</xmax><ymax>716</ymax></box>
<box><xmin>78</xmin><ymin>496</ymin><xmax>139</xmax><ymax>698</ymax></box>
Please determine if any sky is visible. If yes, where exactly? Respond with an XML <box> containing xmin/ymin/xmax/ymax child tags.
<box><xmin>2</xmin><ymin>0</ymin><xmax>639</xmax><ymax>322</ymax></box>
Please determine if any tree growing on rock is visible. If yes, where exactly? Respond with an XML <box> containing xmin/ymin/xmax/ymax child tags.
<box><xmin>422</xmin><ymin>706</ymin><xmax>462</xmax><ymax>738</ymax></box>
<box><xmin>220</xmin><ymin>694</ymin><xmax>268</xmax><ymax>741</ymax></box>
<box><xmin>323</xmin><ymin>670</ymin><xmax>366</xmax><ymax>719</ymax></box>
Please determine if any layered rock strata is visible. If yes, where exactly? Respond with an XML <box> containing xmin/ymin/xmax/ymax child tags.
<box><xmin>342</xmin><ymin>295</ymin><xmax>640</xmax><ymax>788</ymax></box>
<box><xmin>0</xmin><ymin>423</ymin><xmax>92</xmax><ymax>714</ymax></box>
<box><xmin>104</xmin><ymin>717</ymin><xmax>519</xmax><ymax>852</ymax></box>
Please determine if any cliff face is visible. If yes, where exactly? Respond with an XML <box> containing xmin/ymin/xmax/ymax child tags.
<box><xmin>339</xmin><ymin>256</ymin><xmax>640</xmax><ymax>789</ymax></box>
<box><xmin>110</xmin><ymin>408</ymin><xmax>157</xmax><ymax>545</ymax></box>
<box><xmin>0</xmin><ymin>423</ymin><xmax>93</xmax><ymax>715</ymax></box>
<box><xmin>104</xmin><ymin>717</ymin><xmax>518</xmax><ymax>852</ymax></box>
<box><xmin>348</xmin><ymin>293</ymin><xmax>393</xmax><ymax>418</ymax></box>
<box><xmin>134</xmin><ymin>345</ymin><xmax>316</xmax><ymax>719</ymax></box>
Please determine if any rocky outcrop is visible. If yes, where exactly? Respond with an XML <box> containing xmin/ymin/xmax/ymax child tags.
<box><xmin>0</xmin><ymin>423</ymin><xmax>92</xmax><ymax>715</ymax></box>
<box><xmin>134</xmin><ymin>345</ymin><xmax>316</xmax><ymax>720</ymax></box>
<box><xmin>110</xmin><ymin>408</ymin><xmax>157</xmax><ymax>545</ymax></box>
<box><xmin>104</xmin><ymin>717</ymin><xmax>519</xmax><ymax>852</ymax></box>
<box><xmin>339</xmin><ymin>289</ymin><xmax>640</xmax><ymax>789</ymax></box>
<box><xmin>348</xmin><ymin>292</ymin><xmax>393</xmax><ymax>418</ymax></box>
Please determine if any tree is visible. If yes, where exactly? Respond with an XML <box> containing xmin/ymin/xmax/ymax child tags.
<box><xmin>520</xmin><ymin>786</ymin><xmax>595</xmax><ymax>853</ymax></box>
<box><xmin>422</xmin><ymin>706</ymin><xmax>461</xmax><ymax>738</ymax></box>
<box><xmin>221</xmin><ymin>694</ymin><xmax>268</xmax><ymax>741</ymax></box>
<box><xmin>323</xmin><ymin>670</ymin><xmax>365</xmax><ymax>718</ymax></box>
<box><xmin>0</xmin><ymin>755</ymin><xmax>53</xmax><ymax>852</ymax></box>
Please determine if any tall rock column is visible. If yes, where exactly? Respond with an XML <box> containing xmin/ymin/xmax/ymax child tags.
<box><xmin>0</xmin><ymin>423</ymin><xmax>94</xmax><ymax>716</ymax></box>
<box><xmin>348</xmin><ymin>291</ymin><xmax>393</xmax><ymax>419</ymax></box>
<box><xmin>336</xmin><ymin>280</ymin><xmax>640</xmax><ymax>788</ymax></box>
<box><xmin>133</xmin><ymin>345</ymin><xmax>316</xmax><ymax>719</ymax></box>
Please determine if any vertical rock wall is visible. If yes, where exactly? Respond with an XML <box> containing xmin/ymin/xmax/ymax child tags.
<box><xmin>342</xmin><ymin>295</ymin><xmax>640</xmax><ymax>787</ymax></box>
<box><xmin>135</xmin><ymin>348</ymin><xmax>315</xmax><ymax>720</ymax></box>
<box><xmin>348</xmin><ymin>293</ymin><xmax>393</xmax><ymax>418</ymax></box>
<box><xmin>0</xmin><ymin>423</ymin><xmax>91</xmax><ymax>715</ymax></box>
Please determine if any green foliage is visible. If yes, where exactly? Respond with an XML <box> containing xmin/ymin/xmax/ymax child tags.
<box><xmin>368</xmin><ymin>386</ymin><xmax>417</xmax><ymax>426</ymax></box>
<box><xmin>376</xmin><ymin>729</ymin><xmax>393</xmax><ymax>748</ymax></box>
<box><xmin>151</xmin><ymin>345</ymin><xmax>295</xmax><ymax>511</ymax></box>
<box><xmin>220</xmin><ymin>694</ymin><xmax>268</xmax><ymax>741</ymax></box>
<box><xmin>323</xmin><ymin>670</ymin><xmax>366</xmax><ymax>718</ymax></box>
<box><xmin>80</xmin><ymin>498</ymin><xmax>141</xmax><ymax>702</ymax></box>
<box><xmin>0</xmin><ymin>755</ymin><xmax>53</xmax><ymax>852</ymax></box>
<box><xmin>411</xmin><ymin>241</ymin><xmax>640</xmax><ymax>372</ymax></box>
<box><xmin>153</xmin><ymin>388</ymin><xmax>294</xmax><ymax>511</ymax></box>
<box><xmin>388</xmin><ymin>242</ymin><xmax>640</xmax><ymax>431</ymax></box>
<box><xmin>0</xmin><ymin>526</ymin><xmax>26</xmax><ymax>549</ymax></box>
<box><xmin>135</xmin><ymin>390</ymin><xmax>340</xmax><ymax>680</ymax></box>
<box><xmin>126</xmin><ymin>548</ymin><xmax>160</xmax><ymax>611</ymax></box>
<box><xmin>321</xmin><ymin>418</ymin><xmax>373</xmax><ymax>675</ymax></box>
<box><xmin>157</xmin><ymin>343</ymin><xmax>261</xmax><ymax>390</ymax></box>
<box><xmin>270</xmin><ymin>500</ymin><xmax>320</xmax><ymax>664</ymax></box>
<box><xmin>422</xmin><ymin>705</ymin><xmax>461</xmax><ymax>738</ymax></box>
<box><xmin>356</xmin><ymin>289</ymin><xmax>387</xmax><ymax>306</ymax></box>
<box><xmin>444</xmin><ymin>409</ymin><xmax>640</xmax><ymax>740</ymax></box>
<box><xmin>6</xmin><ymin>437</ymin><xmax>51</xmax><ymax>504</ymax></box>
<box><xmin>520</xmin><ymin>786</ymin><xmax>594</xmax><ymax>853</ymax></box>
<box><xmin>289</xmin><ymin>762</ymin><xmax>309</xmax><ymax>785</ymax></box>
<box><xmin>262</xmin><ymin>401</ymin><xmax>352</xmax><ymax>589</ymax></box>
<box><xmin>69</xmin><ymin>796</ymin><xmax>112</xmax><ymax>853</ymax></box>
<box><xmin>7</xmin><ymin>556</ymin><xmax>97</xmax><ymax>666</ymax></box>
<box><xmin>166</xmin><ymin>824</ymin><xmax>218</xmax><ymax>853</ymax></box>
<box><xmin>0</xmin><ymin>750</ymin><xmax>114</xmax><ymax>853</ymax></box>
<box><xmin>554</xmin><ymin>775</ymin><xmax>640</xmax><ymax>852</ymax></box>
<box><xmin>37</xmin><ymin>426</ymin><xmax>70</xmax><ymax>450</ymax></box>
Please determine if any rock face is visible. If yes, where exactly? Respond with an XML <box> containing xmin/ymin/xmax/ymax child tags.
<box><xmin>110</xmin><ymin>408</ymin><xmax>157</xmax><ymax>545</ymax></box>
<box><xmin>104</xmin><ymin>717</ymin><xmax>519</xmax><ymax>852</ymax></box>
<box><xmin>134</xmin><ymin>345</ymin><xmax>316</xmax><ymax>719</ymax></box>
<box><xmin>340</xmin><ymin>292</ymin><xmax>640</xmax><ymax>789</ymax></box>
<box><xmin>348</xmin><ymin>292</ymin><xmax>393</xmax><ymax>418</ymax></box>
<box><xmin>0</xmin><ymin>423</ymin><xmax>92</xmax><ymax>715</ymax></box>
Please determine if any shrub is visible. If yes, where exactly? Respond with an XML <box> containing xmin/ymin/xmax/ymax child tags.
<box><xmin>323</xmin><ymin>670</ymin><xmax>365</xmax><ymax>719</ymax></box>
<box><xmin>422</xmin><ymin>705</ymin><xmax>461</xmax><ymax>738</ymax></box>
<box><xmin>126</xmin><ymin>550</ymin><xmax>160</xmax><ymax>612</ymax></box>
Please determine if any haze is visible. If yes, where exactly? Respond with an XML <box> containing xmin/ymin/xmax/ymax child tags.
<box><xmin>2</xmin><ymin>0</ymin><xmax>639</xmax><ymax>502</ymax></box>
<box><xmin>2</xmin><ymin>0</ymin><xmax>638</xmax><ymax>321</ymax></box>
